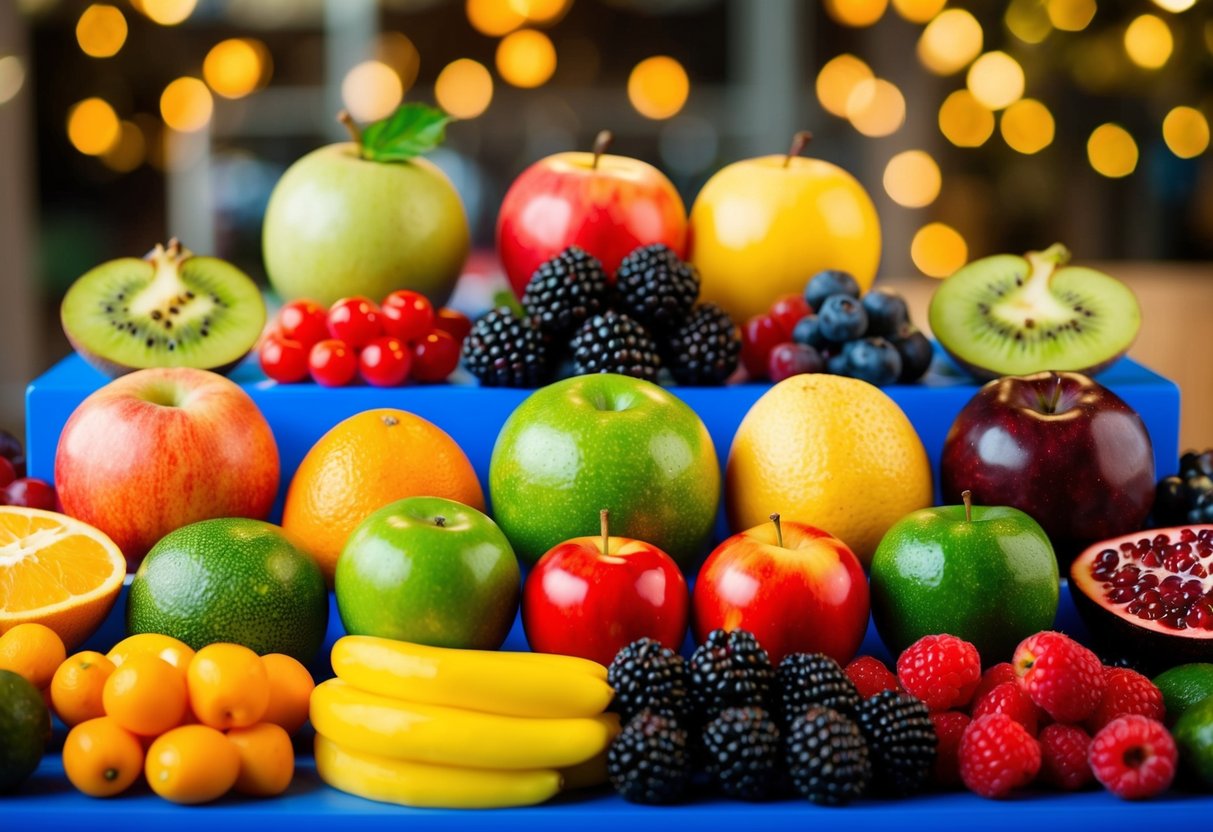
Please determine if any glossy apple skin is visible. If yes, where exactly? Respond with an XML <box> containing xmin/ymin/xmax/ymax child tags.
<box><xmin>523</xmin><ymin>535</ymin><xmax>689</xmax><ymax>666</ymax></box>
<box><xmin>689</xmin><ymin>155</ymin><xmax>881</xmax><ymax>323</ymax></box>
<box><xmin>940</xmin><ymin>371</ymin><xmax>1155</xmax><ymax>550</ymax></box>
<box><xmin>55</xmin><ymin>367</ymin><xmax>280</xmax><ymax>568</ymax></box>
<box><xmin>692</xmin><ymin>520</ymin><xmax>869</xmax><ymax>664</ymax></box>
<box><xmin>497</xmin><ymin>151</ymin><xmax>688</xmax><ymax>297</ymax></box>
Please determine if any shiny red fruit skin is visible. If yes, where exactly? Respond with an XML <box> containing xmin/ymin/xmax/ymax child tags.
<box><xmin>278</xmin><ymin>300</ymin><xmax>329</xmax><ymax>347</ymax></box>
<box><xmin>769</xmin><ymin>294</ymin><xmax>811</xmax><ymax>338</ymax></box>
<box><xmin>359</xmin><ymin>336</ymin><xmax>412</xmax><ymax>388</ymax></box>
<box><xmin>433</xmin><ymin>308</ymin><xmax>472</xmax><ymax>341</ymax></box>
<box><xmin>4</xmin><ymin>478</ymin><xmax>56</xmax><ymax>511</ymax></box>
<box><xmin>522</xmin><ymin>536</ymin><xmax>689</xmax><ymax>666</ymax></box>
<box><xmin>740</xmin><ymin>314</ymin><xmax>784</xmax><ymax>380</ymax></box>
<box><xmin>308</xmin><ymin>339</ymin><xmax>358</xmax><ymax>387</ymax></box>
<box><xmin>411</xmin><ymin>330</ymin><xmax>460</xmax><ymax>382</ymax></box>
<box><xmin>327</xmin><ymin>297</ymin><xmax>384</xmax><ymax>349</ymax></box>
<box><xmin>381</xmin><ymin>290</ymin><xmax>435</xmax><ymax>342</ymax></box>
<box><xmin>259</xmin><ymin>334</ymin><xmax>310</xmax><ymax>384</ymax></box>
<box><xmin>692</xmin><ymin>520</ymin><xmax>870</xmax><ymax>664</ymax></box>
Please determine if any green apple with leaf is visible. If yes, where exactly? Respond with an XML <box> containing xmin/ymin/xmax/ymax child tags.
<box><xmin>262</xmin><ymin>105</ymin><xmax>470</xmax><ymax>307</ymax></box>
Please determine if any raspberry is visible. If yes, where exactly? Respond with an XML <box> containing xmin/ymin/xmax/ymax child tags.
<box><xmin>844</xmin><ymin>656</ymin><xmax>900</xmax><ymax>700</ymax></box>
<box><xmin>1013</xmin><ymin>631</ymin><xmax>1105</xmax><ymax>723</ymax></box>
<box><xmin>958</xmin><ymin>713</ymin><xmax>1041</xmax><ymax>799</ymax></box>
<box><xmin>1088</xmin><ymin>715</ymin><xmax>1176</xmax><ymax>800</ymax></box>
<box><xmin>972</xmin><ymin>682</ymin><xmax>1039</xmax><ymax>736</ymax></box>
<box><xmin>1038</xmin><ymin>724</ymin><xmax>1092</xmax><ymax>791</ymax></box>
<box><xmin>972</xmin><ymin>662</ymin><xmax>1017</xmax><ymax>706</ymax></box>
<box><xmin>896</xmin><ymin>634</ymin><xmax>981</xmax><ymax>712</ymax></box>
<box><xmin>1085</xmin><ymin>667</ymin><xmax>1165</xmax><ymax>733</ymax></box>
<box><xmin>930</xmin><ymin>711</ymin><xmax>971</xmax><ymax>787</ymax></box>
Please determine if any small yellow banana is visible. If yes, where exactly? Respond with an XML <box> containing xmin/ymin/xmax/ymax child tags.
<box><xmin>315</xmin><ymin>735</ymin><xmax>563</xmax><ymax>809</ymax></box>
<box><xmin>311</xmin><ymin>679</ymin><xmax>618</xmax><ymax>770</ymax></box>
<box><xmin>330</xmin><ymin>635</ymin><xmax>613</xmax><ymax>718</ymax></box>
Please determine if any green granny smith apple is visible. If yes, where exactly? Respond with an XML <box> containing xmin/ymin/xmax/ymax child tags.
<box><xmin>262</xmin><ymin>105</ymin><xmax>470</xmax><ymax>307</ymax></box>
<box><xmin>335</xmin><ymin>496</ymin><xmax>520</xmax><ymax>650</ymax></box>
<box><xmin>870</xmin><ymin>491</ymin><xmax>1059</xmax><ymax>659</ymax></box>
<box><xmin>490</xmin><ymin>373</ymin><xmax>720</xmax><ymax>570</ymax></box>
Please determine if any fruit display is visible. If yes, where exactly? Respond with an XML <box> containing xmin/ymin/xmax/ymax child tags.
<box><xmin>929</xmin><ymin>244</ymin><xmax>1142</xmax><ymax>381</ymax></box>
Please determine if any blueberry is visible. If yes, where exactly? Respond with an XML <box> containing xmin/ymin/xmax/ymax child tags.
<box><xmin>839</xmin><ymin>337</ymin><xmax>902</xmax><ymax>387</ymax></box>
<box><xmin>1154</xmin><ymin>476</ymin><xmax>1188</xmax><ymax>526</ymax></box>
<box><xmin>1184</xmin><ymin>475</ymin><xmax>1213</xmax><ymax>502</ymax></box>
<box><xmin>1197</xmin><ymin>451</ymin><xmax>1213</xmax><ymax>478</ymax></box>
<box><xmin>804</xmin><ymin>270</ymin><xmax>861</xmax><ymax>313</ymax></box>
<box><xmin>817</xmin><ymin>294</ymin><xmax>868</xmax><ymax>342</ymax></box>
<box><xmin>791</xmin><ymin>314</ymin><xmax>836</xmax><ymax>351</ymax></box>
<box><xmin>860</xmin><ymin>288</ymin><xmax>909</xmax><ymax>337</ymax></box>
<box><xmin>891</xmin><ymin>324</ymin><xmax>933</xmax><ymax>383</ymax></box>
<box><xmin>826</xmin><ymin>352</ymin><xmax>850</xmax><ymax>376</ymax></box>
<box><xmin>1181</xmin><ymin>452</ymin><xmax>1202</xmax><ymax>478</ymax></box>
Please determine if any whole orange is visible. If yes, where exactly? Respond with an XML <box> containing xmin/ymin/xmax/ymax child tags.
<box><xmin>227</xmin><ymin>722</ymin><xmax>294</xmax><ymax>796</ymax></box>
<box><xmin>282</xmin><ymin>409</ymin><xmax>484</xmax><ymax>583</ymax></box>
<box><xmin>260</xmin><ymin>653</ymin><xmax>314</xmax><ymax>735</ymax></box>
<box><xmin>51</xmin><ymin>650</ymin><xmax>115</xmax><ymax>726</ymax></box>
<box><xmin>102</xmin><ymin>653</ymin><xmax>188</xmax><ymax>736</ymax></box>
<box><xmin>145</xmin><ymin>724</ymin><xmax>239</xmax><ymax>804</ymax></box>
<box><xmin>186</xmin><ymin>643</ymin><xmax>270</xmax><ymax>730</ymax></box>
<box><xmin>0</xmin><ymin>622</ymin><xmax>66</xmax><ymax>689</ymax></box>
<box><xmin>62</xmin><ymin>716</ymin><xmax>144</xmax><ymax>797</ymax></box>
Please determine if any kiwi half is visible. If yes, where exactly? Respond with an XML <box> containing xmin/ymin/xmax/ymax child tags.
<box><xmin>61</xmin><ymin>240</ymin><xmax>266</xmax><ymax>378</ymax></box>
<box><xmin>928</xmin><ymin>243</ymin><xmax>1140</xmax><ymax>380</ymax></box>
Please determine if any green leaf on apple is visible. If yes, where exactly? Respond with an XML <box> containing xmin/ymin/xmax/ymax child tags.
<box><xmin>360</xmin><ymin>104</ymin><xmax>452</xmax><ymax>163</ymax></box>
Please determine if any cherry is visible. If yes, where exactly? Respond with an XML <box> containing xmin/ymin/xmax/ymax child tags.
<box><xmin>740</xmin><ymin>314</ymin><xmax>785</xmax><ymax>380</ymax></box>
<box><xmin>278</xmin><ymin>300</ymin><xmax>329</xmax><ymax>347</ymax></box>
<box><xmin>4</xmin><ymin>478</ymin><xmax>57</xmax><ymax>511</ymax></box>
<box><xmin>768</xmin><ymin>342</ymin><xmax>824</xmax><ymax>382</ymax></box>
<box><xmin>0</xmin><ymin>457</ymin><xmax>14</xmax><ymax>489</ymax></box>
<box><xmin>432</xmin><ymin>308</ymin><xmax>472</xmax><ymax>342</ymax></box>
<box><xmin>359</xmin><ymin>336</ymin><xmax>412</xmax><ymax>387</ymax></box>
<box><xmin>259</xmin><ymin>334</ymin><xmax>310</xmax><ymax>384</ymax></box>
<box><xmin>327</xmin><ymin>297</ymin><xmax>383</xmax><ymax>349</ymax></box>
<box><xmin>411</xmin><ymin>330</ymin><xmax>460</xmax><ymax>382</ymax></box>
<box><xmin>381</xmin><ymin>290</ymin><xmax>435</xmax><ymax>342</ymax></box>
<box><xmin>769</xmin><ymin>294</ymin><xmax>812</xmax><ymax>338</ymax></box>
<box><xmin>308</xmin><ymin>339</ymin><xmax>358</xmax><ymax>387</ymax></box>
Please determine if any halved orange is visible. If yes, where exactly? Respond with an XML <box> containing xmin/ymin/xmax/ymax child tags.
<box><xmin>0</xmin><ymin>507</ymin><xmax>126</xmax><ymax>649</ymax></box>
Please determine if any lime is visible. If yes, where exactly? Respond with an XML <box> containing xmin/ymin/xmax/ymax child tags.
<box><xmin>127</xmin><ymin>518</ymin><xmax>328</xmax><ymax>663</ymax></box>
<box><xmin>1174</xmin><ymin>693</ymin><xmax>1213</xmax><ymax>786</ymax></box>
<box><xmin>0</xmin><ymin>669</ymin><xmax>50</xmax><ymax>792</ymax></box>
<box><xmin>1154</xmin><ymin>664</ymin><xmax>1213</xmax><ymax>724</ymax></box>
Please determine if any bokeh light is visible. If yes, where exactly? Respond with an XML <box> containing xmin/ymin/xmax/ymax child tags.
<box><xmin>918</xmin><ymin>10</ymin><xmax>984</xmax><ymax>76</ymax></box>
<box><xmin>140</xmin><ymin>0</ymin><xmax>196</xmax><ymax>26</ymax></box>
<box><xmin>1151</xmin><ymin>0</ymin><xmax>1196</xmax><ymax>11</ymax></box>
<box><xmin>159</xmin><ymin>77</ymin><xmax>213</xmax><ymax>132</ymax></box>
<box><xmin>846</xmin><ymin>78</ymin><xmax>905</xmax><ymax>137</ymax></box>
<box><xmin>628</xmin><ymin>56</ymin><xmax>689</xmax><ymax>120</ymax></box>
<box><xmin>1070</xmin><ymin>34</ymin><xmax>1129</xmax><ymax>93</ymax></box>
<box><xmin>435</xmin><ymin>58</ymin><xmax>494</xmax><ymax>119</ymax></box>
<box><xmin>824</xmin><ymin>0</ymin><xmax>887</xmax><ymax>27</ymax></box>
<box><xmin>1087</xmin><ymin>123</ymin><xmax>1139</xmax><ymax>177</ymax></box>
<box><xmin>510</xmin><ymin>0</ymin><xmax>571</xmax><ymax>24</ymax></box>
<box><xmin>891</xmin><ymin>0</ymin><xmax>945</xmax><ymax>24</ymax></box>
<box><xmin>1162</xmin><ymin>106</ymin><xmax>1210</xmax><ymax>158</ymax></box>
<box><xmin>101</xmin><ymin>120</ymin><xmax>146</xmax><ymax>172</ymax></box>
<box><xmin>815</xmin><ymin>54</ymin><xmax>874</xmax><ymax>119</ymax></box>
<box><xmin>76</xmin><ymin>4</ymin><xmax>127</xmax><ymax>59</ymax></box>
<box><xmin>1046</xmin><ymin>0</ymin><xmax>1096</xmax><ymax>31</ymax></box>
<box><xmin>341</xmin><ymin>60</ymin><xmax>403</xmax><ymax>123</ymax></box>
<box><xmin>0</xmin><ymin>56</ymin><xmax>25</xmax><ymax>106</ymax></box>
<box><xmin>883</xmin><ymin>150</ymin><xmax>941</xmax><ymax>208</ymax></box>
<box><xmin>203</xmin><ymin>39</ymin><xmax>270</xmax><ymax>99</ymax></box>
<box><xmin>67</xmin><ymin>97</ymin><xmax>120</xmax><ymax>156</ymax></box>
<box><xmin>1124</xmin><ymin>14</ymin><xmax>1173</xmax><ymax>68</ymax></box>
<box><xmin>466</xmin><ymin>0</ymin><xmax>525</xmax><ymax>36</ymax></box>
<box><xmin>1006</xmin><ymin>0</ymin><xmax>1052</xmax><ymax>44</ymax></box>
<box><xmin>939</xmin><ymin>89</ymin><xmax>995</xmax><ymax>147</ymax></box>
<box><xmin>966</xmin><ymin>51</ymin><xmax>1025</xmax><ymax>110</ymax></box>
<box><xmin>496</xmin><ymin>29</ymin><xmax>557</xmax><ymax>88</ymax></box>
<box><xmin>999</xmin><ymin>98</ymin><xmax>1055</xmax><ymax>154</ymax></box>
<box><xmin>911</xmin><ymin>223</ymin><xmax>968</xmax><ymax>279</ymax></box>
<box><xmin>376</xmin><ymin>32</ymin><xmax>420</xmax><ymax>93</ymax></box>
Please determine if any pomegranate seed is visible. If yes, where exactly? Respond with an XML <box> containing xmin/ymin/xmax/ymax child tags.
<box><xmin>1154</xmin><ymin>534</ymin><xmax>1170</xmax><ymax>547</ymax></box>
<box><xmin>1182</xmin><ymin>528</ymin><xmax>1198</xmax><ymax>542</ymax></box>
<box><xmin>1110</xmin><ymin>587</ymin><xmax>1136</xmax><ymax>603</ymax></box>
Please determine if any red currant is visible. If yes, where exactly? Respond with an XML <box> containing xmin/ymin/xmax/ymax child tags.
<box><xmin>0</xmin><ymin>456</ymin><xmax>14</xmax><ymax>489</ymax></box>
<box><xmin>432</xmin><ymin>308</ymin><xmax>472</xmax><ymax>342</ymax></box>
<box><xmin>308</xmin><ymin>339</ymin><xmax>358</xmax><ymax>387</ymax></box>
<box><xmin>4</xmin><ymin>478</ymin><xmax>56</xmax><ymax>511</ymax></box>
<box><xmin>381</xmin><ymin>290</ymin><xmax>435</xmax><ymax>342</ymax></box>
<box><xmin>768</xmin><ymin>342</ymin><xmax>824</xmax><ymax>382</ymax></box>
<box><xmin>278</xmin><ymin>300</ymin><xmax>329</xmax><ymax>347</ymax></box>
<box><xmin>359</xmin><ymin>336</ymin><xmax>412</xmax><ymax>387</ymax></box>
<box><xmin>327</xmin><ymin>297</ymin><xmax>383</xmax><ymax>349</ymax></box>
<box><xmin>769</xmin><ymin>294</ymin><xmax>812</xmax><ymax>338</ymax></box>
<box><xmin>259</xmin><ymin>334</ymin><xmax>309</xmax><ymax>384</ymax></box>
<box><xmin>411</xmin><ymin>330</ymin><xmax>460</xmax><ymax>382</ymax></box>
<box><xmin>740</xmin><ymin>314</ymin><xmax>784</xmax><ymax>380</ymax></box>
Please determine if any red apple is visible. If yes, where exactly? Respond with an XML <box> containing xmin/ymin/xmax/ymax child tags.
<box><xmin>522</xmin><ymin>510</ymin><xmax>689</xmax><ymax>666</ymax></box>
<box><xmin>693</xmin><ymin>515</ymin><xmax>869</xmax><ymax>664</ymax></box>
<box><xmin>55</xmin><ymin>367</ymin><xmax>280</xmax><ymax>568</ymax></box>
<box><xmin>497</xmin><ymin>131</ymin><xmax>688</xmax><ymax>298</ymax></box>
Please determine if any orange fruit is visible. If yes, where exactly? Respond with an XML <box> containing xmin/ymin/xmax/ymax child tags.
<box><xmin>0</xmin><ymin>507</ymin><xmax>125</xmax><ymax>650</ymax></box>
<box><xmin>106</xmin><ymin>633</ymin><xmax>195</xmax><ymax>674</ymax></box>
<box><xmin>261</xmin><ymin>653</ymin><xmax>314</xmax><ymax>734</ymax></box>
<box><xmin>51</xmin><ymin>650</ymin><xmax>115</xmax><ymax>726</ymax></box>
<box><xmin>725</xmin><ymin>374</ymin><xmax>933</xmax><ymax>566</ymax></box>
<box><xmin>282</xmin><ymin>409</ymin><xmax>484</xmax><ymax>583</ymax></box>
<box><xmin>0</xmin><ymin>622</ymin><xmax>66</xmax><ymax>689</ymax></box>
<box><xmin>187</xmin><ymin>643</ymin><xmax>270</xmax><ymax>730</ymax></box>
<box><xmin>62</xmin><ymin>716</ymin><xmax>144</xmax><ymax>797</ymax></box>
<box><xmin>145</xmin><ymin>724</ymin><xmax>239</xmax><ymax>804</ymax></box>
<box><xmin>102</xmin><ymin>653</ymin><xmax>189</xmax><ymax>736</ymax></box>
<box><xmin>227</xmin><ymin>722</ymin><xmax>294</xmax><ymax>796</ymax></box>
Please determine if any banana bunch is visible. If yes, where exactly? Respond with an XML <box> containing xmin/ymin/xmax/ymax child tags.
<box><xmin>313</xmin><ymin>635</ymin><xmax>617</xmax><ymax>809</ymax></box>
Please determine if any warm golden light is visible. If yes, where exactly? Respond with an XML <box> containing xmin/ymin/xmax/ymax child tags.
<box><xmin>102</xmin><ymin>120</ymin><xmax>145</xmax><ymax>172</ymax></box>
<box><xmin>496</xmin><ymin>28</ymin><xmax>557</xmax><ymax>88</ymax></box>
<box><xmin>1006</xmin><ymin>0</ymin><xmax>1052</xmax><ymax>44</ymax></box>
<box><xmin>1000</xmin><ymin>98</ymin><xmax>1055</xmax><ymax>154</ymax></box>
<box><xmin>883</xmin><ymin>150</ymin><xmax>941</xmax><ymax>208</ymax></box>
<box><xmin>203</xmin><ymin>38</ymin><xmax>269</xmax><ymax>100</ymax></box>
<box><xmin>891</xmin><ymin>0</ymin><xmax>945</xmax><ymax>24</ymax></box>
<box><xmin>627</xmin><ymin>56</ymin><xmax>689</xmax><ymax>120</ymax></box>
<box><xmin>0</xmin><ymin>56</ymin><xmax>25</xmax><ymax>106</ymax></box>
<box><xmin>466</xmin><ymin>0</ymin><xmax>524</xmax><ymax>36</ymax></box>
<box><xmin>938</xmin><ymin>89</ymin><xmax>995</xmax><ymax>147</ymax></box>
<box><xmin>76</xmin><ymin>4</ymin><xmax>127</xmax><ymax>58</ymax></box>
<box><xmin>67</xmin><ymin>97</ymin><xmax>120</xmax><ymax>156</ymax></box>
<box><xmin>140</xmin><ymin>0</ymin><xmax>196</xmax><ymax>26</ymax></box>
<box><xmin>845</xmin><ymin>78</ymin><xmax>905</xmax><ymax>137</ymax></box>
<box><xmin>1151</xmin><ymin>0</ymin><xmax>1196</xmax><ymax>12</ymax></box>
<box><xmin>918</xmin><ymin>9</ymin><xmax>984</xmax><ymax>76</ymax></box>
<box><xmin>1087</xmin><ymin>123</ymin><xmax>1139</xmax><ymax>177</ymax></box>
<box><xmin>159</xmin><ymin>77</ymin><xmax>213</xmax><ymax>132</ymax></box>
<box><xmin>912</xmin><ymin>223</ymin><xmax>968</xmax><ymax>279</ymax></box>
<box><xmin>509</xmin><ymin>0</ymin><xmax>570</xmax><ymax>24</ymax></box>
<box><xmin>1163</xmin><ymin>106</ymin><xmax>1210</xmax><ymax>158</ymax></box>
<box><xmin>816</xmin><ymin>54</ymin><xmax>874</xmax><ymax>119</ymax></box>
<box><xmin>966</xmin><ymin>51</ymin><xmax>1025</xmax><ymax>111</ymax></box>
<box><xmin>436</xmin><ymin>58</ymin><xmax>494</xmax><ymax>119</ymax></box>
<box><xmin>341</xmin><ymin>60</ymin><xmax>404</xmax><ymax>123</ymax></box>
<box><xmin>1124</xmin><ymin>14</ymin><xmax>1173</xmax><ymax>68</ymax></box>
<box><xmin>376</xmin><ymin>32</ymin><xmax>420</xmax><ymax>92</ymax></box>
<box><xmin>1046</xmin><ymin>0</ymin><xmax>1096</xmax><ymax>31</ymax></box>
<box><xmin>824</xmin><ymin>0</ymin><xmax>888</xmax><ymax>27</ymax></box>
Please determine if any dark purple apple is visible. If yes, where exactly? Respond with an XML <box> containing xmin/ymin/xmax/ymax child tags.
<box><xmin>940</xmin><ymin>371</ymin><xmax>1154</xmax><ymax>550</ymax></box>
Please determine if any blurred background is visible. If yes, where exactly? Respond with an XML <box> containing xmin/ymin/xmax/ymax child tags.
<box><xmin>0</xmin><ymin>0</ymin><xmax>1210</xmax><ymax>442</ymax></box>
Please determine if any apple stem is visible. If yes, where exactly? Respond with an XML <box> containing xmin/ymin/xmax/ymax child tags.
<box><xmin>337</xmin><ymin>110</ymin><xmax>363</xmax><ymax>146</ymax></box>
<box><xmin>434</xmin><ymin>515</ymin><xmax>446</xmax><ymax>528</ymax></box>
<box><xmin>770</xmin><ymin>513</ymin><xmax>783</xmax><ymax>548</ymax></box>
<box><xmin>165</xmin><ymin>238</ymin><xmax>181</xmax><ymax>258</ymax></box>
<box><xmin>783</xmin><ymin>131</ymin><xmax>813</xmax><ymax>168</ymax></box>
<box><xmin>1047</xmin><ymin>373</ymin><xmax>1063</xmax><ymax>414</ymax></box>
<box><xmin>962</xmin><ymin>490</ymin><xmax>972</xmax><ymax>523</ymax></box>
<box><xmin>591</xmin><ymin>130</ymin><xmax>613</xmax><ymax>170</ymax></box>
<box><xmin>600</xmin><ymin>508</ymin><xmax>610</xmax><ymax>554</ymax></box>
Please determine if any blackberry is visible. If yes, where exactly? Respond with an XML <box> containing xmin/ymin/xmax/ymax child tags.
<box><xmin>701</xmin><ymin>706</ymin><xmax>782</xmax><ymax>801</ymax></box>
<box><xmin>1155</xmin><ymin>449</ymin><xmax>1213</xmax><ymax>526</ymax></box>
<box><xmin>688</xmin><ymin>629</ymin><xmax>774</xmax><ymax>721</ymax></box>
<box><xmin>777</xmin><ymin>653</ymin><xmax>861</xmax><ymax>721</ymax></box>
<box><xmin>614</xmin><ymin>244</ymin><xmax>700</xmax><ymax>332</ymax></box>
<box><xmin>569</xmin><ymin>310</ymin><xmax>661</xmax><ymax>382</ymax></box>
<box><xmin>608</xmin><ymin>638</ymin><xmax>687</xmax><ymax>721</ymax></box>
<box><xmin>855</xmin><ymin>690</ymin><xmax>937</xmax><ymax>797</ymax></box>
<box><xmin>521</xmin><ymin>246</ymin><xmax>609</xmax><ymax>336</ymax></box>
<box><xmin>661</xmin><ymin>303</ymin><xmax>740</xmax><ymax>386</ymax></box>
<box><xmin>785</xmin><ymin>706</ymin><xmax>871</xmax><ymax>806</ymax></box>
<box><xmin>606</xmin><ymin>709</ymin><xmax>690</xmax><ymax>804</ymax></box>
<box><xmin>460</xmin><ymin>308</ymin><xmax>550</xmax><ymax>388</ymax></box>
